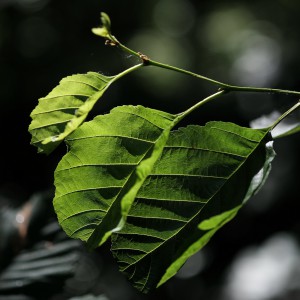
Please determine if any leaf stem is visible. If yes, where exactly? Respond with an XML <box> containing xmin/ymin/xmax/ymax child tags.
<box><xmin>177</xmin><ymin>89</ymin><xmax>227</xmax><ymax>121</ymax></box>
<box><xmin>111</xmin><ymin>62</ymin><xmax>144</xmax><ymax>83</ymax></box>
<box><xmin>109</xmin><ymin>36</ymin><xmax>300</xmax><ymax>97</ymax></box>
<box><xmin>148</xmin><ymin>60</ymin><xmax>300</xmax><ymax>97</ymax></box>
<box><xmin>270</xmin><ymin>100</ymin><xmax>300</xmax><ymax>131</ymax></box>
<box><xmin>222</xmin><ymin>85</ymin><xmax>300</xmax><ymax>97</ymax></box>
<box><xmin>148</xmin><ymin>60</ymin><xmax>225</xmax><ymax>87</ymax></box>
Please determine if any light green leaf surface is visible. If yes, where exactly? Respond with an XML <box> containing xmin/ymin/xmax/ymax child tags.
<box><xmin>91</xmin><ymin>12</ymin><xmax>112</xmax><ymax>39</ymax></box>
<box><xmin>53</xmin><ymin>105</ymin><xmax>180</xmax><ymax>249</ymax></box>
<box><xmin>111</xmin><ymin>122</ymin><xmax>274</xmax><ymax>293</ymax></box>
<box><xmin>29</xmin><ymin>72</ymin><xmax>115</xmax><ymax>154</ymax></box>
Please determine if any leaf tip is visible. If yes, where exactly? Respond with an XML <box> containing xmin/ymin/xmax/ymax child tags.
<box><xmin>92</xmin><ymin>12</ymin><xmax>112</xmax><ymax>39</ymax></box>
<box><xmin>100</xmin><ymin>12</ymin><xmax>111</xmax><ymax>30</ymax></box>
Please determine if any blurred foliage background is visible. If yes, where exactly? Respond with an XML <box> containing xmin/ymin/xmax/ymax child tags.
<box><xmin>1</xmin><ymin>0</ymin><xmax>300</xmax><ymax>299</ymax></box>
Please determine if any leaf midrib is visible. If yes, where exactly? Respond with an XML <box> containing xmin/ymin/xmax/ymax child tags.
<box><xmin>83</xmin><ymin>110</ymin><xmax>178</xmax><ymax>247</ymax></box>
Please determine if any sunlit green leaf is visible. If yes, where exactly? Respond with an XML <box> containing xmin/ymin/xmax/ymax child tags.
<box><xmin>29</xmin><ymin>72</ymin><xmax>115</xmax><ymax>154</ymax></box>
<box><xmin>111</xmin><ymin>122</ymin><xmax>274</xmax><ymax>293</ymax></box>
<box><xmin>53</xmin><ymin>105</ymin><xmax>180</xmax><ymax>249</ymax></box>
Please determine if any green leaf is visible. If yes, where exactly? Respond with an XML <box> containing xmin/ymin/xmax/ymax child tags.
<box><xmin>29</xmin><ymin>72</ymin><xmax>115</xmax><ymax>154</ymax></box>
<box><xmin>91</xmin><ymin>12</ymin><xmax>112</xmax><ymax>39</ymax></box>
<box><xmin>111</xmin><ymin>122</ymin><xmax>274</xmax><ymax>293</ymax></box>
<box><xmin>53</xmin><ymin>105</ymin><xmax>180</xmax><ymax>249</ymax></box>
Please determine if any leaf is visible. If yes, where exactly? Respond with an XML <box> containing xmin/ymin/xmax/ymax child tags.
<box><xmin>110</xmin><ymin>122</ymin><xmax>274</xmax><ymax>293</ymax></box>
<box><xmin>92</xmin><ymin>12</ymin><xmax>112</xmax><ymax>39</ymax></box>
<box><xmin>29</xmin><ymin>72</ymin><xmax>115</xmax><ymax>154</ymax></box>
<box><xmin>0</xmin><ymin>217</ymin><xmax>82</xmax><ymax>292</ymax></box>
<box><xmin>53</xmin><ymin>105</ymin><xmax>180</xmax><ymax>249</ymax></box>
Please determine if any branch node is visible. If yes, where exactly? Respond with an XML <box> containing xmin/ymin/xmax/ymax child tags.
<box><xmin>218</xmin><ymin>87</ymin><xmax>229</xmax><ymax>94</ymax></box>
<box><xmin>105</xmin><ymin>39</ymin><xmax>118</xmax><ymax>47</ymax></box>
<box><xmin>138</xmin><ymin>52</ymin><xmax>150</xmax><ymax>65</ymax></box>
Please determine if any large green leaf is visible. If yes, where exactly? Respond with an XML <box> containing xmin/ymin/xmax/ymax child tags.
<box><xmin>29</xmin><ymin>72</ymin><xmax>115</xmax><ymax>154</ymax></box>
<box><xmin>53</xmin><ymin>105</ymin><xmax>180</xmax><ymax>249</ymax></box>
<box><xmin>111</xmin><ymin>122</ymin><xmax>274</xmax><ymax>293</ymax></box>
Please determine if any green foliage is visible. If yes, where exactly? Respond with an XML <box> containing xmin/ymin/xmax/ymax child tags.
<box><xmin>91</xmin><ymin>12</ymin><xmax>112</xmax><ymax>39</ymax></box>
<box><xmin>28</xmin><ymin>12</ymin><xmax>300</xmax><ymax>294</ymax></box>
<box><xmin>29</xmin><ymin>72</ymin><xmax>115</xmax><ymax>154</ymax></box>
<box><xmin>54</xmin><ymin>105</ymin><xmax>180</xmax><ymax>248</ymax></box>
<box><xmin>111</xmin><ymin>122</ymin><xmax>273</xmax><ymax>292</ymax></box>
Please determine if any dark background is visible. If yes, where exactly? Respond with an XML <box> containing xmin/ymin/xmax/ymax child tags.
<box><xmin>1</xmin><ymin>0</ymin><xmax>300</xmax><ymax>299</ymax></box>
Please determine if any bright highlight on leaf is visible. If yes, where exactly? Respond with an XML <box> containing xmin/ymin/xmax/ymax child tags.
<box><xmin>53</xmin><ymin>105</ymin><xmax>181</xmax><ymax>249</ymax></box>
<box><xmin>29</xmin><ymin>72</ymin><xmax>115</xmax><ymax>154</ymax></box>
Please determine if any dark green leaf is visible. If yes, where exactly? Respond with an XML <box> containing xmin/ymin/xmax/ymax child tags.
<box><xmin>111</xmin><ymin>122</ymin><xmax>274</xmax><ymax>292</ymax></box>
<box><xmin>29</xmin><ymin>72</ymin><xmax>115</xmax><ymax>154</ymax></box>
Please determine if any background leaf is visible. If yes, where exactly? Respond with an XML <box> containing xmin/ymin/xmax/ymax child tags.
<box><xmin>28</xmin><ymin>72</ymin><xmax>115</xmax><ymax>154</ymax></box>
<box><xmin>111</xmin><ymin>122</ymin><xmax>274</xmax><ymax>293</ymax></box>
<box><xmin>53</xmin><ymin>105</ymin><xmax>180</xmax><ymax>249</ymax></box>
<box><xmin>250</xmin><ymin>109</ymin><xmax>300</xmax><ymax>138</ymax></box>
<box><xmin>0</xmin><ymin>190</ymin><xmax>99</xmax><ymax>300</ymax></box>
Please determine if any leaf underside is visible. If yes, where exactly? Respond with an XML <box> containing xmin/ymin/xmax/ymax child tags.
<box><xmin>53</xmin><ymin>104</ymin><xmax>274</xmax><ymax>293</ymax></box>
<box><xmin>29</xmin><ymin>72</ymin><xmax>114</xmax><ymax>154</ymax></box>
<box><xmin>54</xmin><ymin>105</ymin><xmax>178</xmax><ymax>249</ymax></box>
<box><xmin>111</xmin><ymin>122</ymin><xmax>273</xmax><ymax>292</ymax></box>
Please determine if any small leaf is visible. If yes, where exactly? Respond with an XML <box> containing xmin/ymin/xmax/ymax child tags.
<box><xmin>92</xmin><ymin>12</ymin><xmax>112</xmax><ymax>39</ymax></box>
<box><xmin>53</xmin><ymin>105</ymin><xmax>181</xmax><ymax>249</ymax></box>
<box><xmin>29</xmin><ymin>72</ymin><xmax>115</xmax><ymax>154</ymax></box>
<box><xmin>100</xmin><ymin>12</ymin><xmax>111</xmax><ymax>32</ymax></box>
<box><xmin>111</xmin><ymin>122</ymin><xmax>274</xmax><ymax>293</ymax></box>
